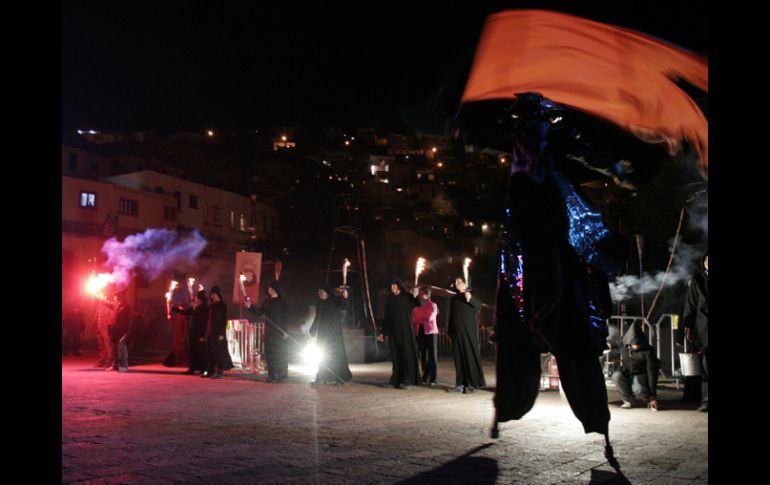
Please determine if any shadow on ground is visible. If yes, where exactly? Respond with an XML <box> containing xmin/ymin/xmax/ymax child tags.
<box><xmin>394</xmin><ymin>443</ymin><xmax>498</xmax><ymax>485</ymax></box>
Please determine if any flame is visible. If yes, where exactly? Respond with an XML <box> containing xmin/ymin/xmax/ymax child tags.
<box><xmin>415</xmin><ymin>257</ymin><xmax>426</xmax><ymax>285</ymax></box>
<box><xmin>344</xmin><ymin>258</ymin><xmax>351</xmax><ymax>269</ymax></box>
<box><xmin>85</xmin><ymin>272</ymin><xmax>115</xmax><ymax>299</ymax></box>
<box><xmin>463</xmin><ymin>257</ymin><xmax>472</xmax><ymax>284</ymax></box>
<box><xmin>198</xmin><ymin>284</ymin><xmax>204</xmax><ymax>291</ymax></box>
<box><xmin>170</xmin><ymin>280</ymin><xmax>179</xmax><ymax>291</ymax></box>
<box><xmin>165</xmin><ymin>291</ymin><xmax>172</xmax><ymax>302</ymax></box>
<box><xmin>188</xmin><ymin>277</ymin><xmax>195</xmax><ymax>286</ymax></box>
<box><xmin>240</xmin><ymin>274</ymin><xmax>246</xmax><ymax>282</ymax></box>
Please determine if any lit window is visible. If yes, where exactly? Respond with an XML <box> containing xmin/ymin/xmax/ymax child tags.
<box><xmin>79</xmin><ymin>192</ymin><xmax>96</xmax><ymax>208</ymax></box>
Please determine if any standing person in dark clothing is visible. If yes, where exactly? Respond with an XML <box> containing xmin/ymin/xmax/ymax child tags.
<box><xmin>108</xmin><ymin>289</ymin><xmax>132</xmax><ymax>372</ymax></box>
<box><xmin>381</xmin><ymin>279</ymin><xmax>421</xmax><ymax>389</ymax></box>
<box><xmin>63</xmin><ymin>306</ymin><xmax>85</xmax><ymax>356</ymax></box>
<box><xmin>683</xmin><ymin>251</ymin><xmax>708</xmax><ymax>412</ymax></box>
<box><xmin>412</xmin><ymin>286</ymin><xmax>439</xmax><ymax>386</ymax></box>
<box><xmin>612</xmin><ymin>322</ymin><xmax>661</xmax><ymax>410</ymax></box>
<box><xmin>203</xmin><ymin>286</ymin><xmax>230</xmax><ymax>379</ymax></box>
<box><xmin>173</xmin><ymin>290</ymin><xmax>209</xmax><ymax>375</ymax></box>
<box><xmin>310</xmin><ymin>285</ymin><xmax>353</xmax><ymax>385</ymax></box>
<box><xmin>448</xmin><ymin>276</ymin><xmax>486</xmax><ymax>393</ymax></box>
<box><xmin>246</xmin><ymin>281</ymin><xmax>290</xmax><ymax>383</ymax></box>
<box><xmin>164</xmin><ymin>274</ymin><xmax>191</xmax><ymax>368</ymax></box>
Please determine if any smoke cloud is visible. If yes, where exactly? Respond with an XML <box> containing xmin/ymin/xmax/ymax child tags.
<box><xmin>100</xmin><ymin>229</ymin><xmax>208</xmax><ymax>287</ymax></box>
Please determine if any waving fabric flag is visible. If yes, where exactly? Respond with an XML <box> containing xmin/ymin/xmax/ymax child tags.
<box><xmin>461</xmin><ymin>9</ymin><xmax>708</xmax><ymax>177</ymax></box>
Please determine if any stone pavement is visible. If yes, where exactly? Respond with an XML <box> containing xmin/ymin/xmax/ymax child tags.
<box><xmin>62</xmin><ymin>353</ymin><xmax>707</xmax><ymax>484</ymax></box>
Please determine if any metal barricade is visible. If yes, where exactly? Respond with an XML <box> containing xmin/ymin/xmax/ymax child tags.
<box><xmin>226</xmin><ymin>320</ymin><xmax>264</xmax><ymax>373</ymax></box>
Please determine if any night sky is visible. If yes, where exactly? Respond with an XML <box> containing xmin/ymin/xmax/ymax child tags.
<box><xmin>62</xmin><ymin>1</ymin><xmax>708</xmax><ymax>133</ymax></box>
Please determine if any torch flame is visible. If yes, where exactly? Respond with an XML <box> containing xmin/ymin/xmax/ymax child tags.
<box><xmin>238</xmin><ymin>273</ymin><xmax>247</xmax><ymax>299</ymax></box>
<box><xmin>342</xmin><ymin>258</ymin><xmax>351</xmax><ymax>286</ymax></box>
<box><xmin>188</xmin><ymin>277</ymin><xmax>195</xmax><ymax>286</ymax></box>
<box><xmin>170</xmin><ymin>280</ymin><xmax>179</xmax><ymax>291</ymax></box>
<box><xmin>165</xmin><ymin>291</ymin><xmax>172</xmax><ymax>302</ymax></box>
<box><xmin>415</xmin><ymin>257</ymin><xmax>426</xmax><ymax>286</ymax></box>
<box><xmin>463</xmin><ymin>257</ymin><xmax>472</xmax><ymax>288</ymax></box>
<box><xmin>198</xmin><ymin>284</ymin><xmax>204</xmax><ymax>291</ymax></box>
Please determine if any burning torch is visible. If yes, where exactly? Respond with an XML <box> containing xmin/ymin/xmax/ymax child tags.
<box><xmin>166</xmin><ymin>280</ymin><xmax>178</xmax><ymax>320</ymax></box>
<box><xmin>415</xmin><ymin>257</ymin><xmax>426</xmax><ymax>287</ymax></box>
<box><xmin>187</xmin><ymin>277</ymin><xmax>195</xmax><ymax>301</ymax></box>
<box><xmin>463</xmin><ymin>257</ymin><xmax>472</xmax><ymax>289</ymax></box>
<box><xmin>239</xmin><ymin>274</ymin><xmax>248</xmax><ymax>301</ymax></box>
<box><xmin>342</xmin><ymin>258</ymin><xmax>351</xmax><ymax>287</ymax></box>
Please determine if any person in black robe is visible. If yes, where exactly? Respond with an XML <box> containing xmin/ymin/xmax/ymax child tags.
<box><xmin>448</xmin><ymin>276</ymin><xmax>486</xmax><ymax>393</ymax></box>
<box><xmin>682</xmin><ymin>251</ymin><xmax>708</xmax><ymax>411</ymax></box>
<box><xmin>203</xmin><ymin>286</ymin><xmax>232</xmax><ymax>379</ymax></box>
<box><xmin>173</xmin><ymin>290</ymin><xmax>209</xmax><ymax>375</ymax></box>
<box><xmin>310</xmin><ymin>285</ymin><xmax>353</xmax><ymax>385</ymax></box>
<box><xmin>246</xmin><ymin>280</ymin><xmax>290</xmax><ymax>383</ymax></box>
<box><xmin>163</xmin><ymin>273</ymin><xmax>191</xmax><ymax>368</ymax></box>
<box><xmin>380</xmin><ymin>279</ymin><xmax>421</xmax><ymax>389</ymax></box>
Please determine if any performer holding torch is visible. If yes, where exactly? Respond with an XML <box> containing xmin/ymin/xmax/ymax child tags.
<box><xmin>379</xmin><ymin>258</ymin><xmax>424</xmax><ymax>389</ymax></box>
<box><xmin>163</xmin><ymin>278</ymin><xmax>190</xmax><ymax>368</ymax></box>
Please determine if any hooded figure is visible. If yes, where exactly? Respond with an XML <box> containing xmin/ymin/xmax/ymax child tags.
<box><xmin>204</xmin><ymin>286</ymin><xmax>232</xmax><ymax>378</ymax></box>
<box><xmin>247</xmin><ymin>280</ymin><xmax>290</xmax><ymax>382</ymax></box>
<box><xmin>448</xmin><ymin>275</ymin><xmax>486</xmax><ymax>393</ymax></box>
<box><xmin>164</xmin><ymin>274</ymin><xmax>191</xmax><ymax>368</ymax></box>
<box><xmin>381</xmin><ymin>279</ymin><xmax>421</xmax><ymax>388</ymax></box>
<box><xmin>612</xmin><ymin>322</ymin><xmax>661</xmax><ymax>410</ymax></box>
<box><xmin>682</xmin><ymin>251</ymin><xmax>708</xmax><ymax>411</ymax></box>
<box><xmin>310</xmin><ymin>284</ymin><xmax>353</xmax><ymax>385</ymax></box>
<box><xmin>173</xmin><ymin>290</ymin><xmax>209</xmax><ymax>374</ymax></box>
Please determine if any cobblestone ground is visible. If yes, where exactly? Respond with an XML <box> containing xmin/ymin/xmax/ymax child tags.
<box><xmin>62</xmin><ymin>354</ymin><xmax>707</xmax><ymax>484</ymax></box>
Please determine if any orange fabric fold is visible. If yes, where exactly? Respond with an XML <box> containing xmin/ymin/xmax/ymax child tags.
<box><xmin>462</xmin><ymin>10</ymin><xmax>708</xmax><ymax>176</ymax></box>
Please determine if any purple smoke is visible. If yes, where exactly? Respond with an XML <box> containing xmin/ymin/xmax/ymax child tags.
<box><xmin>100</xmin><ymin>229</ymin><xmax>208</xmax><ymax>286</ymax></box>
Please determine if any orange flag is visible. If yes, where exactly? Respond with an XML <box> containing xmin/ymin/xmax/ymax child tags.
<box><xmin>462</xmin><ymin>10</ymin><xmax>708</xmax><ymax>177</ymax></box>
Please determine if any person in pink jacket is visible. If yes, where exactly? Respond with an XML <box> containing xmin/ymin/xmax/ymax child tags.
<box><xmin>412</xmin><ymin>286</ymin><xmax>439</xmax><ymax>386</ymax></box>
